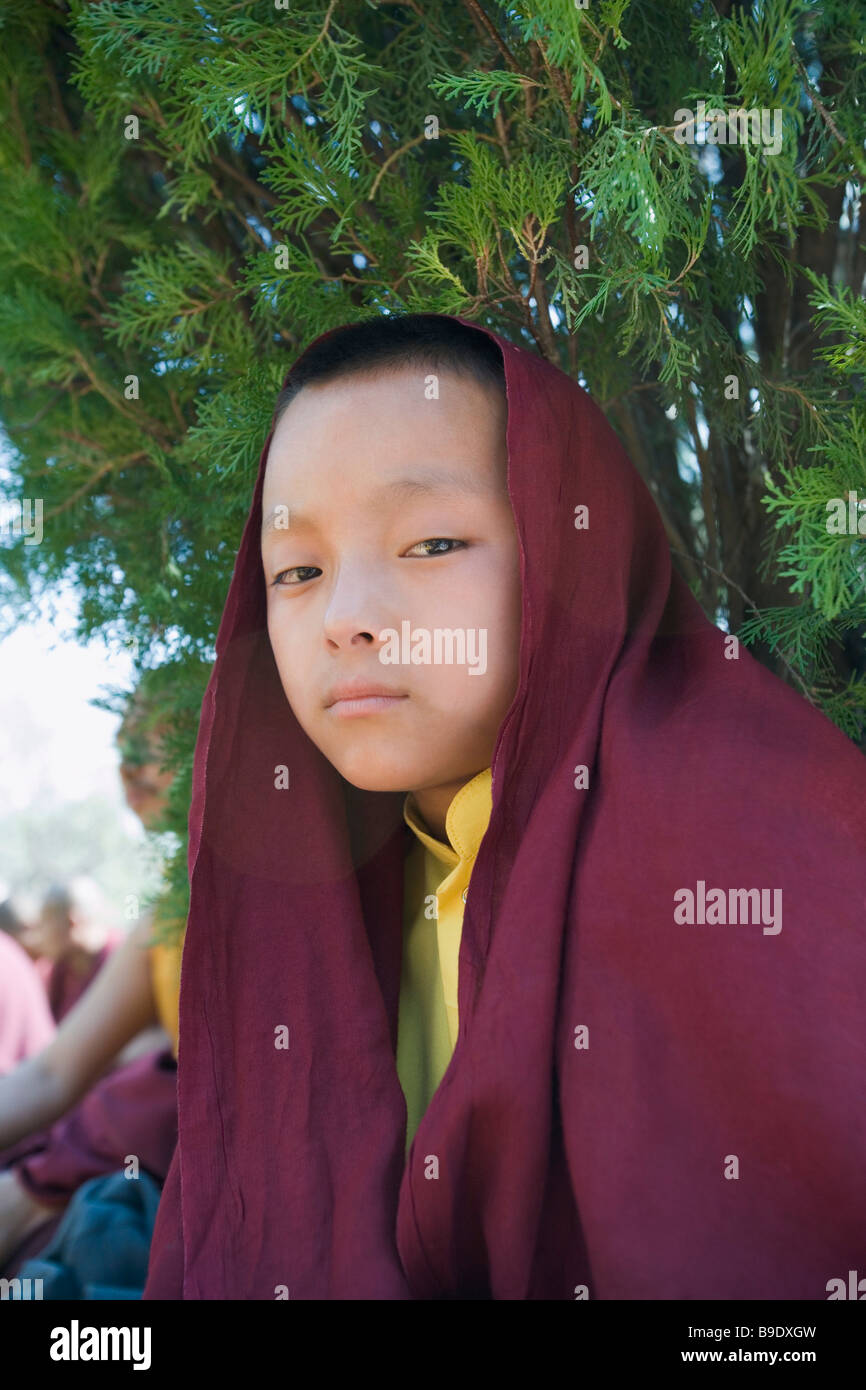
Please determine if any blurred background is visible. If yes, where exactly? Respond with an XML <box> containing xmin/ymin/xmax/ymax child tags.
<box><xmin>0</xmin><ymin>582</ymin><xmax>170</xmax><ymax>924</ymax></box>
<box><xmin>0</xmin><ymin>430</ymin><xmax>186</xmax><ymax>998</ymax></box>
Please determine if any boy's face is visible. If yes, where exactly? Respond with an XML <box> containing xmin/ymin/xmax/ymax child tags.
<box><xmin>261</xmin><ymin>366</ymin><xmax>522</xmax><ymax>808</ymax></box>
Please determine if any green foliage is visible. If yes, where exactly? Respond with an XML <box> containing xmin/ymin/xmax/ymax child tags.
<box><xmin>1</xmin><ymin>0</ymin><xmax>864</xmax><ymax>939</ymax></box>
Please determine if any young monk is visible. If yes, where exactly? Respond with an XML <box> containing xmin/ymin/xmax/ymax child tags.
<box><xmin>144</xmin><ymin>313</ymin><xmax>866</xmax><ymax>1301</ymax></box>
<box><xmin>26</xmin><ymin>882</ymin><xmax>119</xmax><ymax>1024</ymax></box>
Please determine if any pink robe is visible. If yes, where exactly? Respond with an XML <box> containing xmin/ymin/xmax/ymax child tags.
<box><xmin>0</xmin><ymin>932</ymin><xmax>55</xmax><ymax>1075</ymax></box>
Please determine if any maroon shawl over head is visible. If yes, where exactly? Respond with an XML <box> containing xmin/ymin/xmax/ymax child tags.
<box><xmin>145</xmin><ymin>315</ymin><xmax>866</xmax><ymax>1300</ymax></box>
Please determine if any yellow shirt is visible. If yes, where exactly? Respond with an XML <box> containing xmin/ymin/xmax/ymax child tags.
<box><xmin>144</xmin><ymin>767</ymin><xmax>493</xmax><ymax>1090</ymax></box>
<box><xmin>396</xmin><ymin>767</ymin><xmax>493</xmax><ymax>1153</ymax></box>
<box><xmin>149</xmin><ymin>939</ymin><xmax>183</xmax><ymax>1059</ymax></box>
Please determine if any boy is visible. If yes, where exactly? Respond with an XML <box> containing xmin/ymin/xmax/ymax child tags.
<box><xmin>145</xmin><ymin>314</ymin><xmax>866</xmax><ymax>1300</ymax></box>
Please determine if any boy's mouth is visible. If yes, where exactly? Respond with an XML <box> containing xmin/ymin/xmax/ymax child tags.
<box><xmin>329</xmin><ymin>694</ymin><xmax>408</xmax><ymax>717</ymax></box>
<box><xmin>324</xmin><ymin>680</ymin><xmax>408</xmax><ymax>717</ymax></box>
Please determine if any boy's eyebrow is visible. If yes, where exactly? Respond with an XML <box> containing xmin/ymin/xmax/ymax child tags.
<box><xmin>261</xmin><ymin>466</ymin><xmax>496</xmax><ymax>537</ymax></box>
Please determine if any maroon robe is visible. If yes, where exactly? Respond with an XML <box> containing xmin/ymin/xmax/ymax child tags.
<box><xmin>0</xmin><ymin>1048</ymin><xmax>177</xmax><ymax>1278</ymax></box>
<box><xmin>39</xmin><ymin>941</ymin><xmax>115</xmax><ymax>1022</ymax></box>
<box><xmin>144</xmin><ymin>315</ymin><xmax>866</xmax><ymax>1299</ymax></box>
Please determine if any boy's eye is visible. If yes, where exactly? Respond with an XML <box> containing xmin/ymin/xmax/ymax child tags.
<box><xmin>404</xmin><ymin>538</ymin><xmax>467</xmax><ymax>557</ymax></box>
<box><xmin>272</xmin><ymin>536</ymin><xmax>467</xmax><ymax>581</ymax></box>
<box><xmin>272</xmin><ymin>566</ymin><xmax>322</xmax><ymax>586</ymax></box>
<box><xmin>271</xmin><ymin>539</ymin><xmax>466</xmax><ymax>586</ymax></box>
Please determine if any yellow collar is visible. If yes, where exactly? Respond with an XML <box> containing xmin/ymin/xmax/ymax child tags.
<box><xmin>403</xmin><ymin>767</ymin><xmax>492</xmax><ymax>867</ymax></box>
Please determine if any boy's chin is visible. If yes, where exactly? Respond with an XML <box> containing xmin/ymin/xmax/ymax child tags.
<box><xmin>337</xmin><ymin>766</ymin><xmax>414</xmax><ymax>795</ymax></box>
<box><xmin>328</xmin><ymin>749</ymin><xmax>421</xmax><ymax>795</ymax></box>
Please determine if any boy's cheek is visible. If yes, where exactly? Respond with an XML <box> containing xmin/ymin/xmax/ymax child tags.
<box><xmin>266</xmin><ymin>613</ymin><xmax>293</xmax><ymax>666</ymax></box>
<box><xmin>265</xmin><ymin>636</ymin><xmax>302</xmax><ymax>710</ymax></box>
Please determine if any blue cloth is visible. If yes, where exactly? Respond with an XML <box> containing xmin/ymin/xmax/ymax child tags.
<box><xmin>16</xmin><ymin>1170</ymin><xmax>162</xmax><ymax>1299</ymax></box>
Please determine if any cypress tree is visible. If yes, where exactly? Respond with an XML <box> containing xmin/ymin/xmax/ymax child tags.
<box><xmin>1</xmin><ymin>0</ymin><xmax>863</xmax><ymax>931</ymax></box>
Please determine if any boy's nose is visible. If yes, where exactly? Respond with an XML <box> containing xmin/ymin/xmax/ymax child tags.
<box><xmin>322</xmin><ymin>587</ymin><xmax>398</xmax><ymax>655</ymax></box>
<box><xmin>325</xmin><ymin>625</ymin><xmax>377</xmax><ymax>648</ymax></box>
